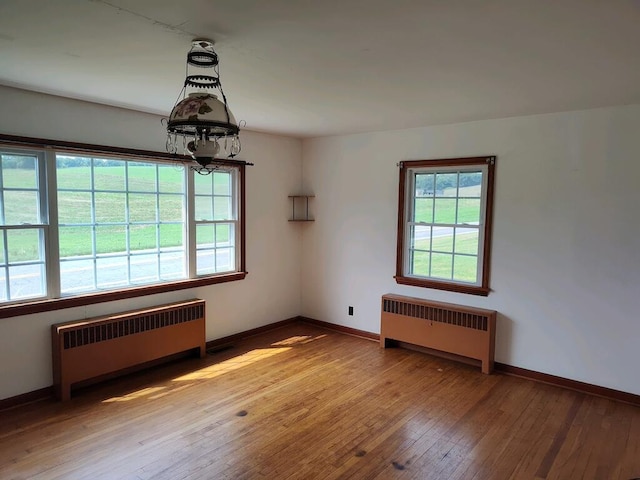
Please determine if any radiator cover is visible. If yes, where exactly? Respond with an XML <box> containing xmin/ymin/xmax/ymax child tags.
<box><xmin>51</xmin><ymin>299</ymin><xmax>206</xmax><ymax>400</ymax></box>
<box><xmin>380</xmin><ymin>294</ymin><xmax>496</xmax><ymax>373</ymax></box>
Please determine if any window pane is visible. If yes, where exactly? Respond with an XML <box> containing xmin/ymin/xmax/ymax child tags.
<box><xmin>58</xmin><ymin>191</ymin><xmax>92</xmax><ymax>224</ymax></box>
<box><xmin>412</xmin><ymin>225</ymin><xmax>430</xmax><ymax>250</ymax></box>
<box><xmin>411</xmin><ymin>250</ymin><xmax>430</xmax><ymax>276</ymax></box>
<box><xmin>213</xmin><ymin>196</ymin><xmax>232</xmax><ymax>220</ymax></box>
<box><xmin>459</xmin><ymin>171</ymin><xmax>482</xmax><ymax>190</ymax></box>
<box><xmin>96</xmin><ymin>225</ymin><xmax>126</xmax><ymax>254</ymax></box>
<box><xmin>216</xmin><ymin>247</ymin><xmax>234</xmax><ymax>271</ymax></box>
<box><xmin>431</xmin><ymin>252</ymin><xmax>453</xmax><ymax>279</ymax></box>
<box><xmin>435</xmin><ymin>173</ymin><xmax>458</xmax><ymax>197</ymax></box>
<box><xmin>96</xmin><ymin>256</ymin><xmax>128</xmax><ymax>289</ymax></box>
<box><xmin>130</xmin><ymin>253</ymin><xmax>159</xmax><ymax>284</ymax></box>
<box><xmin>129</xmin><ymin>193</ymin><xmax>157</xmax><ymax>223</ymax></box>
<box><xmin>458</xmin><ymin>198</ymin><xmax>481</xmax><ymax>224</ymax></box>
<box><xmin>59</xmin><ymin>226</ymin><xmax>93</xmax><ymax>257</ymax></box>
<box><xmin>434</xmin><ymin>198</ymin><xmax>456</xmax><ymax>224</ymax></box>
<box><xmin>160</xmin><ymin>224</ymin><xmax>183</xmax><ymax>249</ymax></box>
<box><xmin>60</xmin><ymin>259</ymin><xmax>95</xmax><ymax>294</ymax></box>
<box><xmin>95</xmin><ymin>192</ymin><xmax>126</xmax><ymax>222</ymax></box>
<box><xmin>453</xmin><ymin>255</ymin><xmax>478</xmax><ymax>283</ymax></box>
<box><xmin>213</xmin><ymin>172</ymin><xmax>231</xmax><ymax>195</ymax></box>
<box><xmin>160</xmin><ymin>251</ymin><xmax>185</xmax><ymax>279</ymax></box>
<box><xmin>2</xmin><ymin>156</ymin><xmax>37</xmax><ymax>188</ymax></box>
<box><xmin>196</xmin><ymin>224</ymin><xmax>215</xmax><ymax>246</ymax></box>
<box><xmin>158</xmin><ymin>165</ymin><xmax>185</xmax><ymax>193</ymax></box>
<box><xmin>0</xmin><ymin>234</ymin><xmax>4</xmax><ymax>264</ymax></box>
<box><xmin>195</xmin><ymin>196</ymin><xmax>213</xmax><ymax>221</ymax></box>
<box><xmin>94</xmin><ymin>161</ymin><xmax>125</xmax><ymax>190</ymax></box>
<box><xmin>196</xmin><ymin>249</ymin><xmax>215</xmax><ymax>275</ymax></box>
<box><xmin>455</xmin><ymin>228</ymin><xmax>479</xmax><ymax>255</ymax></box>
<box><xmin>194</xmin><ymin>174</ymin><xmax>213</xmax><ymax>195</ymax></box>
<box><xmin>415</xmin><ymin>173</ymin><xmax>434</xmax><ymax>196</ymax></box>
<box><xmin>216</xmin><ymin>224</ymin><xmax>231</xmax><ymax>246</ymax></box>
<box><xmin>130</xmin><ymin>224</ymin><xmax>157</xmax><ymax>251</ymax></box>
<box><xmin>127</xmin><ymin>164</ymin><xmax>157</xmax><ymax>192</ymax></box>
<box><xmin>431</xmin><ymin>227</ymin><xmax>454</xmax><ymax>253</ymax></box>
<box><xmin>414</xmin><ymin>198</ymin><xmax>433</xmax><ymax>223</ymax></box>
<box><xmin>7</xmin><ymin>229</ymin><xmax>42</xmax><ymax>262</ymax></box>
<box><xmin>159</xmin><ymin>194</ymin><xmax>182</xmax><ymax>222</ymax></box>
<box><xmin>4</xmin><ymin>191</ymin><xmax>39</xmax><ymax>224</ymax></box>
<box><xmin>9</xmin><ymin>264</ymin><xmax>45</xmax><ymax>299</ymax></box>
<box><xmin>56</xmin><ymin>157</ymin><xmax>92</xmax><ymax>190</ymax></box>
<box><xmin>0</xmin><ymin>268</ymin><xmax>6</xmax><ymax>301</ymax></box>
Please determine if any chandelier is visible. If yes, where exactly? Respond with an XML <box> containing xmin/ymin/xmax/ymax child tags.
<box><xmin>165</xmin><ymin>39</ymin><xmax>243</xmax><ymax>175</ymax></box>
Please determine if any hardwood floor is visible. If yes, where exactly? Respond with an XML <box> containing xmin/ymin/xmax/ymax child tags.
<box><xmin>1</xmin><ymin>323</ymin><xmax>639</xmax><ymax>480</ymax></box>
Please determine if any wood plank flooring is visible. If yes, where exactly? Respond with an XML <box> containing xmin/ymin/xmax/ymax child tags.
<box><xmin>1</xmin><ymin>323</ymin><xmax>639</xmax><ymax>480</ymax></box>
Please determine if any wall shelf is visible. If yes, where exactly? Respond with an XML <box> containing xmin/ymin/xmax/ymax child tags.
<box><xmin>288</xmin><ymin>195</ymin><xmax>315</xmax><ymax>222</ymax></box>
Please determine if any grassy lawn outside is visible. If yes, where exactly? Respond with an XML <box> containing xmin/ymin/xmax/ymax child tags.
<box><xmin>1</xmin><ymin>164</ymin><xmax>232</xmax><ymax>262</ymax></box>
<box><xmin>411</xmin><ymin>232</ymin><xmax>479</xmax><ymax>282</ymax></box>
<box><xmin>410</xmin><ymin>185</ymin><xmax>482</xmax><ymax>283</ymax></box>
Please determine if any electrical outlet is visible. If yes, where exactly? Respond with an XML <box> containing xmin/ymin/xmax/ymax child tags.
<box><xmin>348</xmin><ymin>306</ymin><xmax>354</xmax><ymax>316</ymax></box>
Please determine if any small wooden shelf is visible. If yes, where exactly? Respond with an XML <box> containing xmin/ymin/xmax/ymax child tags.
<box><xmin>288</xmin><ymin>195</ymin><xmax>315</xmax><ymax>222</ymax></box>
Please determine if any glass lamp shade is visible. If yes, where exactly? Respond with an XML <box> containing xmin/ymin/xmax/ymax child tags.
<box><xmin>168</xmin><ymin>92</ymin><xmax>239</xmax><ymax>137</ymax></box>
<box><xmin>186</xmin><ymin>139</ymin><xmax>220</xmax><ymax>158</ymax></box>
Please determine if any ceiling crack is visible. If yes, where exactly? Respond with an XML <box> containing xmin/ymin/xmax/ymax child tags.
<box><xmin>88</xmin><ymin>0</ymin><xmax>198</xmax><ymax>37</ymax></box>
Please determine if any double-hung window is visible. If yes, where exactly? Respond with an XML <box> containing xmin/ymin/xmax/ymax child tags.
<box><xmin>0</xmin><ymin>149</ymin><xmax>48</xmax><ymax>302</ymax></box>
<box><xmin>395</xmin><ymin>156</ymin><xmax>496</xmax><ymax>296</ymax></box>
<box><xmin>0</xmin><ymin>138</ymin><xmax>246</xmax><ymax>315</ymax></box>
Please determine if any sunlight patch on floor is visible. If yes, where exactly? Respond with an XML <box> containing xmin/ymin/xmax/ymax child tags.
<box><xmin>271</xmin><ymin>334</ymin><xmax>328</xmax><ymax>346</ymax></box>
<box><xmin>103</xmin><ymin>386</ymin><xmax>166</xmax><ymax>403</ymax></box>
<box><xmin>99</xmin><ymin>336</ymin><xmax>324</xmax><ymax>403</ymax></box>
<box><xmin>173</xmin><ymin>347</ymin><xmax>291</xmax><ymax>381</ymax></box>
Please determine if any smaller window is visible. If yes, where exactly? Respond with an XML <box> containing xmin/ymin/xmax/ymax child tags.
<box><xmin>193</xmin><ymin>170</ymin><xmax>239</xmax><ymax>276</ymax></box>
<box><xmin>395</xmin><ymin>156</ymin><xmax>496</xmax><ymax>296</ymax></box>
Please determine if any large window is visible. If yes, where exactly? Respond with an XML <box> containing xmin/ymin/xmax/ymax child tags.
<box><xmin>0</xmin><ymin>140</ymin><xmax>246</xmax><ymax>315</ymax></box>
<box><xmin>395</xmin><ymin>156</ymin><xmax>496</xmax><ymax>296</ymax></box>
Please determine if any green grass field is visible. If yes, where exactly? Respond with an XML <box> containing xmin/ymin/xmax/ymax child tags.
<box><xmin>412</xmin><ymin>232</ymin><xmax>479</xmax><ymax>282</ymax></box>
<box><xmin>410</xmin><ymin>187</ymin><xmax>481</xmax><ymax>283</ymax></box>
<box><xmin>2</xmin><ymin>164</ymin><xmax>232</xmax><ymax>262</ymax></box>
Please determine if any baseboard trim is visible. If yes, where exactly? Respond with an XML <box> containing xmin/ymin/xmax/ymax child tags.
<box><xmin>299</xmin><ymin>317</ymin><xmax>640</xmax><ymax>408</ymax></box>
<box><xmin>0</xmin><ymin>386</ymin><xmax>53</xmax><ymax>411</ymax></box>
<box><xmin>494</xmin><ymin>363</ymin><xmax>640</xmax><ymax>407</ymax></box>
<box><xmin>3</xmin><ymin>316</ymin><xmax>639</xmax><ymax>410</ymax></box>
<box><xmin>205</xmin><ymin>317</ymin><xmax>299</xmax><ymax>351</ymax></box>
<box><xmin>298</xmin><ymin>316</ymin><xmax>379</xmax><ymax>341</ymax></box>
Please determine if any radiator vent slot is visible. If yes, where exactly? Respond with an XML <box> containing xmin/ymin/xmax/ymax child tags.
<box><xmin>63</xmin><ymin>303</ymin><xmax>204</xmax><ymax>350</ymax></box>
<box><xmin>382</xmin><ymin>298</ymin><xmax>488</xmax><ymax>331</ymax></box>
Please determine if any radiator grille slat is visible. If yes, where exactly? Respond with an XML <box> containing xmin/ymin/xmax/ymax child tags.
<box><xmin>62</xmin><ymin>303</ymin><xmax>205</xmax><ymax>350</ymax></box>
<box><xmin>382</xmin><ymin>298</ymin><xmax>489</xmax><ymax>331</ymax></box>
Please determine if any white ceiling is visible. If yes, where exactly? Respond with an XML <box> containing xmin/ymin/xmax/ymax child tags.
<box><xmin>1</xmin><ymin>0</ymin><xmax>639</xmax><ymax>138</ymax></box>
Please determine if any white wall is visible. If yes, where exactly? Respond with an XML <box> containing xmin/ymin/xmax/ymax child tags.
<box><xmin>301</xmin><ymin>104</ymin><xmax>640</xmax><ymax>396</ymax></box>
<box><xmin>3</xmin><ymin>85</ymin><xmax>639</xmax><ymax>399</ymax></box>
<box><xmin>0</xmin><ymin>86</ymin><xmax>303</xmax><ymax>400</ymax></box>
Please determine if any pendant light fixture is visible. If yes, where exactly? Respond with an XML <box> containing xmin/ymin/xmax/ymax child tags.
<box><xmin>165</xmin><ymin>39</ymin><xmax>246</xmax><ymax>174</ymax></box>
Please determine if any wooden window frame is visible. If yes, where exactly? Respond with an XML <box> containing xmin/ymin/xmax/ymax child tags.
<box><xmin>395</xmin><ymin>156</ymin><xmax>496</xmax><ymax>296</ymax></box>
<box><xmin>0</xmin><ymin>134</ymin><xmax>248</xmax><ymax>319</ymax></box>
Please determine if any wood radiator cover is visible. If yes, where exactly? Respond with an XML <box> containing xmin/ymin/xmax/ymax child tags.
<box><xmin>51</xmin><ymin>299</ymin><xmax>206</xmax><ymax>401</ymax></box>
<box><xmin>380</xmin><ymin>293</ymin><xmax>496</xmax><ymax>373</ymax></box>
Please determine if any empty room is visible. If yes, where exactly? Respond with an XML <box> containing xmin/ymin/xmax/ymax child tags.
<box><xmin>1</xmin><ymin>1</ymin><xmax>639</xmax><ymax>479</ymax></box>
